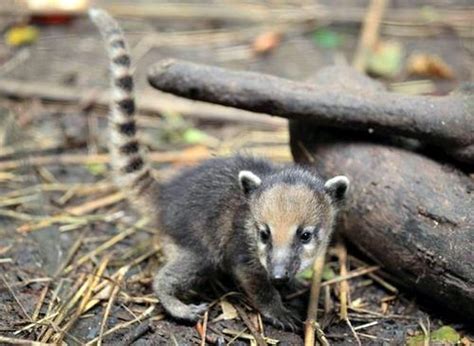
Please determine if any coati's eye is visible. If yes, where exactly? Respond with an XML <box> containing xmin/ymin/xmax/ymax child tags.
<box><xmin>299</xmin><ymin>230</ymin><xmax>313</xmax><ymax>244</ymax></box>
<box><xmin>259</xmin><ymin>225</ymin><xmax>271</xmax><ymax>244</ymax></box>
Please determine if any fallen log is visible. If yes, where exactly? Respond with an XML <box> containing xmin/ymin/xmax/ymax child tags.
<box><xmin>289</xmin><ymin>67</ymin><xmax>474</xmax><ymax>319</ymax></box>
<box><xmin>148</xmin><ymin>60</ymin><xmax>474</xmax><ymax>318</ymax></box>
<box><xmin>148</xmin><ymin>59</ymin><xmax>474</xmax><ymax>164</ymax></box>
<box><xmin>291</xmin><ymin>126</ymin><xmax>474</xmax><ymax>318</ymax></box>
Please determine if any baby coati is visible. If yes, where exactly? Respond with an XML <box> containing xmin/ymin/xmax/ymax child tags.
<box><xmin>90</xmin><ymin>8</ymin><xmax>349</xmax><ymax>330</ymax></box>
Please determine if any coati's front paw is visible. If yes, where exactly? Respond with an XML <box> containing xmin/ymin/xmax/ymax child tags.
<box><xmin>261</xmin><ymin>305</ymin><xmax>301</xmax><ymax>332</ymax></box>
<box><xmin>185</xmin><ymin>303</ymin><xmax>209</xmax><ymax>322</ymax></box>
<box><xmin>169</xmin><ymin>302</ymin><xmax>208</xmax><ymax>323</ymax></box>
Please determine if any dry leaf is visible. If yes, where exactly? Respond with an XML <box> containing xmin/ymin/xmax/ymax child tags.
<box><xmin>212</xmin><ymin>300</ymin><xmax>238</xmax><ymax>322</ymax></box>
<box><xmin>367</xmin><ymin>41</ymin><xmax>403</xmax><ymax>78</ymax></box>
<box><xmin>407</xmin><ymin>53</ymin><xmax>455</xmax><ymax>79</ymax></box>
<box><xmin>5</xmin><ymin>26</ymin><xmax>39</xmax><ymax>46</ymax></box>
<box><xmin>350</xmin><ymin>298</ymin><xmax>364</xmax><ymax>309</ymax></box>
<box><xmin>252</xmin><ymin>31</ymin><xmax>281</xmax><ymax>55</ymax></box>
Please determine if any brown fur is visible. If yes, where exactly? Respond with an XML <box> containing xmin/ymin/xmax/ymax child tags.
<box><xmin>253</xmin><ymin>184</ymin><xmax>332</xmax><ymax>246</ymax></box>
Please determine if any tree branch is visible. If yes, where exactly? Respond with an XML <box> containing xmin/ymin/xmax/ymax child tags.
<box><xmin>148</xmin><ymin>59</ymin><xmax>474</xmax><ymax>149</ymax></box>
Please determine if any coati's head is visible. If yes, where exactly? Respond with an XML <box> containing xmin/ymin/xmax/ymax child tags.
<box><xmin>238</xmin><ymin>168</ymin><xmax>349</xmax><ymax>284</ymax></box>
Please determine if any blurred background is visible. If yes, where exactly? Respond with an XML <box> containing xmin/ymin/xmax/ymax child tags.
<box><xmin>2</xmin><ymin>0</ymin><xmax>473</xmax><ymax>92</ymax></box>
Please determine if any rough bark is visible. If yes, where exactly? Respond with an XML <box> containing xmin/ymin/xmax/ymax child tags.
<box><xmin>290</xmin><ymin>127</ymin><xmax>474</xmax><ymax>318</ymax></box>
<box><xmin>289</xmin><ymin>67</ymin><xmax>474</xmax><ymax>319</ymax></box>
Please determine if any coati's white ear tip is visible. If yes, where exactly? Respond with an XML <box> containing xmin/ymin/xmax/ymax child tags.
<box><xmin>325</xmin><ymin>175</ymin><xmax>350</xmax><ymax>188</ymax></box>
<box><xmin>239</xmin><ymin>170</ymin><xmax>261</xmax><ymax>184</ymax></box>
<box><xmin>324</xmin><ymin>175</ymin><xmax>350</xmax><ymax>202</ymax></box>
<box><xmin>238</xmin><ymin>170</ymin><xmax>262</xmax><ymax>195</ymax></box>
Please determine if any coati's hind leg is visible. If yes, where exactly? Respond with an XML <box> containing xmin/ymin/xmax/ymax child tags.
<box><xmin>153</xmin><ymin>249</ymin><xmax>210</xmax><ymax>322</ymax></box>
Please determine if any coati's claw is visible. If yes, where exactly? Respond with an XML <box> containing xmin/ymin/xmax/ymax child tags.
<box><xmin>262</xmin><ymin>305</ymin><xmax>301</xmax><ymax>332</ymax></box>
<box><xmin>164</xmin><ymin>301</ymin><xmax>208</xmax><ymax>323</ymax></box>
<box><xmin>189</xmin><ymin>303</ymin><xmax>209</xmax><ymax>319</ymax></box>
<box><xmin>182</xmin><ymin>303</ymin><xmax>209</xmax><ymax>323</ymax></box>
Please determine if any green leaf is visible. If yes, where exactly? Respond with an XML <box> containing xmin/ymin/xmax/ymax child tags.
<box><xmin>182</xmin><ymin>128</ymin><xmax>208</xmax><ymax>144</ymax></box>
<box><xmin>431</xmin><ymin>326</ymin><xmax>460</xmax><ymax>343</ymax></box>
<box><xmin>407</xmin><ymin>326</ymin><xmax>460</xmax><ymax>346</ymax></box>
<box><xmin>312</xmin><ymin>28</ymin><xmax>342</xmax><ymax>49</ymax></box>
<box><xmin>322</xmin><ymin>265</ymin><xmax>336</xmax><ymax>281</ymax></box>
<box><xmin>297</xmin><ymin>267</ymin><xmax>313</xmax><ymax>280</ymax></box>
<box><xmin>85</xmin><ymin>163</ymin><xmax>107</xmax><ymax>176</ymax></box>
<box><xmin>296</xmin><ymin>264</ymin><xmax>336</xmax><ymax>281</ymax></box>
<box><xmin>367</xmin><ymin>41</ymin><xmax>403</xmax><ymax>78</ymax></box>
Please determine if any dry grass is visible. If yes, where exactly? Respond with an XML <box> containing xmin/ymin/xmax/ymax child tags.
<box><xmin>0</xmin><ymin>106</ymin><xmax>417</xmax><ymax>343</ymax></box>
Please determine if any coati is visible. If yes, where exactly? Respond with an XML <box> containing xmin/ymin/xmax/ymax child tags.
<box><xmin>89</xmin><ymin>8</ymin><xmax>349</xmax><ymax>330</ymax></box>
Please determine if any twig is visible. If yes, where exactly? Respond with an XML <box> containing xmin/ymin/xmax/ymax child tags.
<box><xmin>345</xmin><ymin>319</ymin><xmax>362</xmax><ymax>346</ymax></box>
<box><xmin>63</xmin><ymin>219</ymin><xmax>147</xmax><ymax>274</ymax></box>
<box><xmin>0</xmin><ymin>335</ymin><xmax>54</xmax><ymax>345</ymax></box>
<box><xmin>336</xmin><ymin>242</ymin><xmax>349</xmax><ymax>320</ymax></box>
<box><xmin>200</xmin><ymin>311</ymin><xmax>208</xmax><ymax>346</ymax></box>
<box><xmin>222</xmin><ymin>329</ymin><xmax>279</xmax><ymax>345</ymax></box>
<box><xmin>0</xmin><ymin>79</ymin><xmax>284</xmax><ymax>129</ymax></box>
<box><xmin>314</xmin><ymin>321</ymin><xmax>330</xmax><ymax>346</ymax></box>
<box><xmin>0</xmin><ymin>278</ymin><xmax>51</xmax><ymax>293</ymax></box>
<box><xmin>54</xmin><ymin>256</ymin><xmax>110</xmax><ymax>344</ymax></box>
<box><xmin>32</xmin><ymin>282</ymin><xmax>50</xmax><ymax>321</ymax></box>
<box><xmin>66</xmin><ymin>192</ymin><xmax>124</xmax><ymax>216</ymax></box>
<box><xmin>352</xmin><ymin>0</ymin><xmax>388</xmax><ymax>72</ymax></box>
<box><xmin>336</xmin><ymin>242</ymin><xmax>361</xmax><ymax>346</ymax></box>
<box><xmin>0</xmin><ymin>149</ymin><xmax>212</xmax><ymax>171</ymax></box>
<box><xmin>40</xmin><ymin>274</ymin><xmax>87</xmax><ymax>342</ymax></box>
<box><xmin>1</xmin><ymin>274</ymin><xmax>32</xmax><ymax>322</ymax></box>
<box><xmin>98</xmin><ymin>266</ymin><xmax>129</xmax><ymax>346</ymax></box>
<box><xmin>13</xmin><ymin>311</ymin><xmax>59</xmax><ymax>336</ymax></box>
<box><xmin>348</xmin><ymin>256</ymin><xmax>398</xmax><ymax>294</ymax></box>
<box><xmin>286</xmin><ymin>265</ymin><xmax>379</xmax><ymax>300</ymax></box>
<box><xmin>353</xmin><ymin>321</ymin><xmax>379</xmax><ymax>331</ymax></box>
<box><xmin>418</xmin><ymin>318</ymin><xmax>430</xmax><ymax>346</ymax></box>
<box><xmin>322</xmin><ymin>265</ymin><xmax>380</xmax><ymax>287</ymax></box>
<box><xmin>234</xmin><ymin>305</ymin><xmax>266</xmax><ymax>346</ymax></box>
<box><xmin>304</xmin><ymin>251</ymin><xmax>328</xmax><ymax>346</ymax></box>
<box><xmin>85</xmin><ymin>306</ymin><xmax>157</xmax><ymax>345</ymax></box>
<box><xmin>357</xmin><ymin>332</ymin><xmax>391</xmax><ymax>342</ymax></box>
<box><xmin>118</xmin><ymin>321</ymin><xmax>154</xmax><ymax>346</ymax></box>
<box><xmin>54</xmin><ymin>233</ymin><xmax>85</xmax><ymax>277</ymax></box>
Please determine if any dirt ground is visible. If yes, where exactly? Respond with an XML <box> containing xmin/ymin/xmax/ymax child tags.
<box><xmin>0</xmin><ymin>1</ymin><xmax>473</xmax><ymax>345</ymax></box>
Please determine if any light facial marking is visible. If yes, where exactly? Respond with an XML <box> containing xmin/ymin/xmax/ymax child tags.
<box><xmin>256</xmin><ymin>223</ymin><xmax>270</xmax><ymax>268</ymax></box>
<box><xmin>253</xmin><ymin>184</ymin><xmax>326</xmax><ymax>248</ymax></box>
<box><xmin>250</xmin><ymin>183</ymin><xmax>336</xmax><ymax>276</ymax></box>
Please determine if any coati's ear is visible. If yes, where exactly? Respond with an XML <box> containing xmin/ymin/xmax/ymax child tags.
<box><xmin>324</xmin><ymin>176</ymin><xmax>350</xmax><ymax>203</ymax></box>
<box><xmin>238</xmin><ymin>170</ymin><xmax>262</xmax><ymax>195</ymax></box>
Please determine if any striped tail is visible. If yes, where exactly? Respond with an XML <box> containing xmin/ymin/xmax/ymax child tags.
<box><xmin>89</xmin><ymin>8</ymin><xmax>160</xmax><ymax>215</ymax></box>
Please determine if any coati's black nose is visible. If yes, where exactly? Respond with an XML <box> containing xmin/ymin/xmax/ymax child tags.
<box><xmin>272</xmin><ymin>273</ymin><xmax>290</xmax><ymax>286</ymax></box>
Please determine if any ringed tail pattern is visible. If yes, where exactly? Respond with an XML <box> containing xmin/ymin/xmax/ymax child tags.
<box><xmin>89</xmin><ymin>8</ymin><xmax>159</xmax><ymax>211</ymax></box>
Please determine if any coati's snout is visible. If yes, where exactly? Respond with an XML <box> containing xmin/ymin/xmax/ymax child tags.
<box><xmin>238</xmin><ymin>169</ymin><xmax>350</xmax><ymax>281</ymax></box>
